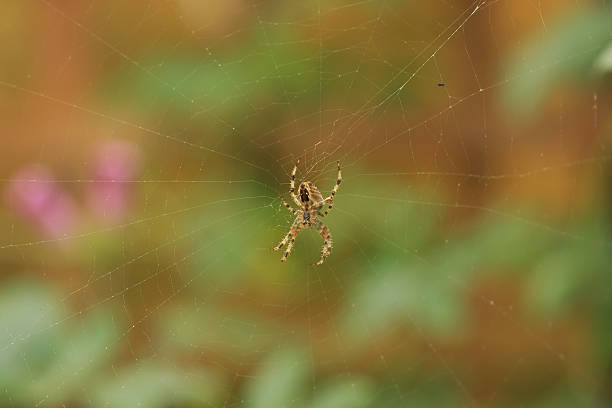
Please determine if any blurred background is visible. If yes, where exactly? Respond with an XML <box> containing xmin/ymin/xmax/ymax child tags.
<box><xmin>1</xmin><ymin>0</ymin><xmax>611</xmax><ymax>407</ymax></box>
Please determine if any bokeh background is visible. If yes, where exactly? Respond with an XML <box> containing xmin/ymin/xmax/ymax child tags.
<box><xmin>1</xmin><ymin>0</ymin><xmax>612</xmax><ymax>407</ymax></box>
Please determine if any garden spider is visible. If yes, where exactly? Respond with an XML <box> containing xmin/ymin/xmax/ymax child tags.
<box><xmin>273</xmin><ymin>160</ymin><xmax>342</xmax><ymax>265</ymax></box>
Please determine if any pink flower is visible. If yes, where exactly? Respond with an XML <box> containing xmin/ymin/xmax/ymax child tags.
<box><xmin>87</xmin><ymin>140</ymin><xmax>142</xmax><ymax>224</ymax></box>
<box><xmin>6</xmin><ymin>164</ymin><xmax>78</xmax><ymax>239</ymax></box>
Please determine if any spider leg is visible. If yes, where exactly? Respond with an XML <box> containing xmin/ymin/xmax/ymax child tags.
<box><xmin>280</xmin><ymin>196</ymin><xmax>298</xmax><ymax>215</ymax></box>
<box><xmin>312</xmin><ymin>220</ymin><xmax>333</xmax><ymax>266</ymax></box>
<box><xmin>273</xmin><ymin>231</ymin><xmax>291</xmax><ymax>252</ymax></box>
<box><xmin>281</xmin><ymin>224</ymin><xmax>301</xmax><ymax>262</ymax></box>
<box><xmin>273</xmin><ymin>219</ymin><xmax>298</xmax><ymax>252</ymax></box>
<box><xmin>314</xmin><ymin>196</ymin><xmax>333</xmax><ymax>217</ymax></box>
<box><xmin>289</xmin><ymin>159</ymin><xmax>301</xmax><ymax>207</ymax></box>
<box><xmin>315</xmin><ymin>161</ymin><xmax>341</xmax><ymax>217</ymax></box>
<box><xmin>318</xmin><ymin>202</ymin><xmax>333</xmax><ymax>217</ymax></box>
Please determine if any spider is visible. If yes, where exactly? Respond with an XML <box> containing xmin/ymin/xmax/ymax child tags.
<box><xmin>273</xmin><ymin>159</ymin><xmax>342</xmax><ymax>265</ymax></box>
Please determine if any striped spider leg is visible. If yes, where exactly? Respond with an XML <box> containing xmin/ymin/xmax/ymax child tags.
<box><xmin>313</xmin><ymin>161</ymin><xmax>342</xmax><ymax>218</ymax></box>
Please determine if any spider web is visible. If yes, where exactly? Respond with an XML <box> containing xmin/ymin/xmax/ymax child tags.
<box><xmin>1</xmin><ymin>0</ymin><xmax>611</xmax><ymax>407</ymax></box>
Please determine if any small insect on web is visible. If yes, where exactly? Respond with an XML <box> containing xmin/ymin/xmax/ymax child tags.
<box><xmin>273</xmin><ymin>160</ymin><xmax>342</xmax><ymax>265</ymax></box>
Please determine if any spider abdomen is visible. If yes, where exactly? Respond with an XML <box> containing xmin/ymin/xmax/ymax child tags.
<box><xmin>299</xmin><ymin>182</ymin><xmax>323</xmax><ymax>204</ymax></box>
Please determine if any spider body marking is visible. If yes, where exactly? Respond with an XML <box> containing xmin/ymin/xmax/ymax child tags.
<box><xmin>273</xmin><ymin>160</ymin><xmax>342</xmax><ymax>265</ymax></box>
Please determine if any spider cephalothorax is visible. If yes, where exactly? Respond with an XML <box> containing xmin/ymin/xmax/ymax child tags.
<box><xmin>273</xmin><ymin>160</ymin><xmax>342</xmax><ymax>265</ymax></box>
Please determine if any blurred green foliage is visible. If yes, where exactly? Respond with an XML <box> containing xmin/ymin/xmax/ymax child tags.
<box><xmin>2</xmin><ymin>176</ymin><xmax>610</xmax><ymax>406</ymax></box>
<box><xmin>0</xmin><ymin>281</ymin><xmax>117</xmax><ymax>407</ymax></box>
<box><xmin>91</xmin><ymin>362</ymin><xmax>226</xmax><ymax>408</ymax></box>
<box><xmin>504</xmin><ymin>4</ymin><xmax>612</xmax><ymax>117</ymax></box>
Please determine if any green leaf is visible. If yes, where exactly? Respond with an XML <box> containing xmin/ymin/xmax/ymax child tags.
<box><xmin>594</xmin><ymin>41</ymin><xmax>612</xmax><ymax>74</ymax></box>
<box><xmin>0</xmin><ymin>281</ymin><xmax>64</xmax><ymax>405</ymax></box>
<box><xmin>308</xmin><ymin>377</ymin><xmax>375</xmax><ymax>408</ymax></box>
<box><xmin>440</xmin><ymin>215</ymin><xmax>552</xmax><ymax>275</ymax></box>
<box><xmin>188</xmin><ymin>196</ymin><xmax>273</xmax><ymax>287</ymax></box>
<box><xmin>91</xmin><ymin>362</ymin><xmax>226</xmax><ymax>408</ymax></box>
<box><xmin>503</xmin><ymin>5</ymin><xmax>612</xmax><ymax>117</ymax></box>
<box><xmin>30</xmin><ymin>311</ymin><xmax>118</xmax><ymax>406</ymax></box>
<box><xmin>342</xmin><ymin>261</ymin><xmax>464</xmax><ymax>344</ymax></box>
<box><xmin>244</xmin><ymin>347</ymin><xmax>311</xmax><ymax>408</ymax></box>
<box><xmin>342</xmin><ymin>264</ymin><xmax>421</xmax><ymax>342</ymax></box>
<box><xmin>525</xmin><ymin>250</ymin><xmax>583</xmax><ymax>317</ymax></box>
<box><xmin>157</xmin><ymin>303</ymin><xmax>285</xmax><ymax>358</ymax></box>
<box><xmin>103</xmin><ymin>30</ymin><xmax>318</xmax><ymax>118</ymax></box>
<box><xmin>339</xmin><ymin>181</ymin><xmax>439</xmax><ymax>254</ymax></box>
<box><xmin>0</xmin><ymin>280</ymin><xmax>120</xmax><ymax>407</ymax></box>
